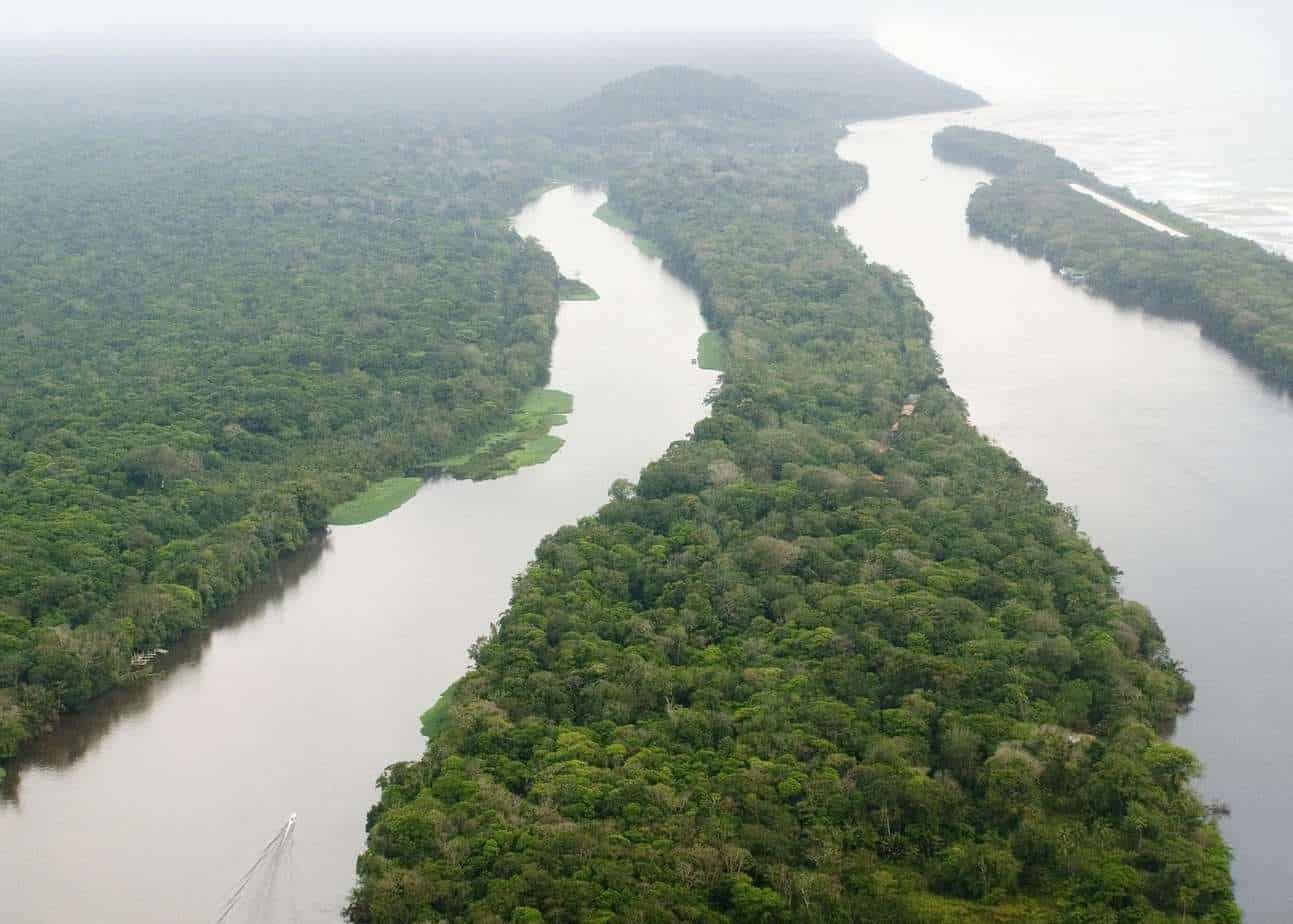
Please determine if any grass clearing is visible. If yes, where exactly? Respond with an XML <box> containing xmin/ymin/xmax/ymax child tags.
<box><xmin>697</xmin><ymin>331</ymin><xmax>728</xmax><ymax>371</ymax></box>
<box><xmin>328</xmin><ymin>476</ymin><xmax>422</xmax><ymax>526</ymax></box>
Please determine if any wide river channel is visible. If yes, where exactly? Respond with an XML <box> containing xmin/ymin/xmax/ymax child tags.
<box><xmin>0</xmin><ymin>186</ymin><xmax>718</xmax><ymax>923</ymax></box>
<box><xmin>836</xmin><ymin>113</ymin><xmax>1293</xmax><ymax>923</ymax></box>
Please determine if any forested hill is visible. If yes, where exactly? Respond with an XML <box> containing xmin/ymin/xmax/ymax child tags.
<box><xmin>349</xmin><ymin>69</ymin><xmax>1237</xmax><ymax>922</ymax></box>
<box><xmin>554</xmin><ymin>67</ymin><xmax>798</xmax><ymax>139</ymax></box>
<box><xmin>934</xmin><ymin>125</ymin><xmax>1293</xmax><ymax>385</ymax></box>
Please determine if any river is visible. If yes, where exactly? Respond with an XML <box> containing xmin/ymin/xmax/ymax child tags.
<box><xmin>0</xmin><ymin>185</ymin><xmax>718</xmax><ymax>923</ymax></box>
<box><xmin>836</xmin><ymin>113</ymin><xmax>1293</xmax><ymax>923</ymax></box>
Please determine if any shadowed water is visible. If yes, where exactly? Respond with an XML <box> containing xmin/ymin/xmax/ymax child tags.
<box><xmin>836</xmin><ymin>113</ymin><xmax>1293</xmax><ymax>923</ymax></box>
<box><xmin>0</xmin><ymin>185</ymin><xmax>717</xmax><ymax>923</ymax></box>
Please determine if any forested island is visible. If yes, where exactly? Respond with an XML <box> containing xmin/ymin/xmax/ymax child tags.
<box><xmin>348</xmin><ymin>70</ymin><xmax>1237</xmax><ymax>922</ymax></box>
<box><xmin>933</xmin><ymin>126</ymin><xmax>1293</xmax><ymax>385</ymax></box>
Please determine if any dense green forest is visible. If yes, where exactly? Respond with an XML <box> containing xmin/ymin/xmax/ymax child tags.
<box><xmin>0</xmin><ymin>37</ymin><xmax>1239</xmax><ymax>918</ymax></box>
<box><xmin>349</xmin><ymin>71</ymin><xmax>1237</xmax><ymax>922</ymax></box>
<box><xmin>0</xmin><ymin>112</ymin><xmax>567</xmax><ymax>762</ymax></box>
<box><xmin>0</xmin><ymin>32</ymin><xmax>977</xmax><ymax>765</ymax></box>
<box><xmin>933</xmin><ymin>126</ymin><xmax>1293</xmax><ymax>385</ymax></box>
<box><xmin>0</xmin><ymin>31</ymin><xmax>981</xmax><ymax>779</ymax></box>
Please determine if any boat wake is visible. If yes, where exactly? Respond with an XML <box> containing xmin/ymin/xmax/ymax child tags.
<box><xmin>215</xmin><ymin>814</ymin><xmax>299</xmax><ymax>924</ymax></box>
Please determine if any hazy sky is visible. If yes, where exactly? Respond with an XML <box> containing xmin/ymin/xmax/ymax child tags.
<box><xmin>4</xmin><ymin>0</ymin><xmax>1289</xmax><ymax>108</ymax></box>
<box><xmin>5</xmin><ymin>0</ymin><xmax>871</xmax><ymax>33</ymax></box>
<box><xmin>4</xmin><ymin>0</ymin><xmax>1288</xmax><ymax>35</ymax></box>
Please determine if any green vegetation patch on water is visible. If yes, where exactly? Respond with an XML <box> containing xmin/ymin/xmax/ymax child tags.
<box><xmin>697</xmin><ymin>330</ymin><xmax>728</xmax><ymax>370</ymax></box>
<box><xmin>330</xmin><ymin>388</ymin><xmax>574</xmax><ymax>522</ymax></box>
<box><xmin>558</xmin><ymin>275</ymin><xmax>600</xmax><ymax>300</ymax></box>
<box><xmin>594</xmin><ymin>201</ymin><xmax>664</xmax><ymax>258</ymax></box>
<box><xmin>506</xmin><ymin>433</ymin><xmax>565</xmax><ymax>469</ymax></box>
<box><xmin>327</xmin><ymin>477</ymin><xmax>422</xmax><ymax>526</ymax></box>
<box><xmin>436</xmin><ymin>388</ymin><xmax>573</xmax><ymax>479</ymax></box>
<box><xmin>337</xmin><ymin>389</ymin><xmax>572</xmax><ymax>520</ymax></box>
<box><xmin>0</xmin><ymin>108</ymin><xmax>567</xmax><ymax>758</ymax></box>
<box><xmin>419</xmin><ymin>679</ymin><xmax>463</xmax><ymax>738</ymax></box>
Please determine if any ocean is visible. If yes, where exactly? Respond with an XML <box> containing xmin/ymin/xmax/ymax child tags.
<box><xmin>956</xmin><ymin>94</ymin><xmax>1293</xmax><ymax>258</ymax></box>
<box><xmin>875</xmin><ymin>8</ymin><xmax>1293</xmax><ymax>257</ymax></box>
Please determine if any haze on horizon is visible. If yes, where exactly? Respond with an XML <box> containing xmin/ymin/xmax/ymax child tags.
<box><xmin>2</xmin><ymin>0</ymin><xmax>1288</xmax><ymax>34</ymax></box>
<box><xmin>4</xmin><ymin>1</ymin><xmax>1290</xmax><ymax>111</ymax></box>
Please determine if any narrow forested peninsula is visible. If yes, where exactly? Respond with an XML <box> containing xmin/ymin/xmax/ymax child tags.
<box><xmin>348</xmin><ymin>71</ymin><xmax>1237</xmax><ymax>923</ymax></box>
<box><xmin>0</xmin><ymin>37</ymin><xmax>983</xmax><ymax>765</ymax></box>
<box><xmin>934</xmin><ymin>125</ymin><xmax>1293</xmax><ymax>385</ymax></box>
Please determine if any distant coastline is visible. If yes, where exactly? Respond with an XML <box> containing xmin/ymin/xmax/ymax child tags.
<box><xmin>934</xmin><ymin>125</ymin><xmax>1293</xmax><ymax>387</ymax></box>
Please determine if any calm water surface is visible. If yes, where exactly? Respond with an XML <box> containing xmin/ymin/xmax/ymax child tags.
<box><xmin>0</xmin><ymin>185</ymin><xmax>717</xmax><ymax>923</ymax></box>
<box><xmin>876</xmin><ymin>14</ymin><xmax>1293</xmax><ymax>257</ymax></box>
<box><xmin>956</xmin><ymin>96</ymin><xmax>1293</xmax><ymax>258</ymax></box>
<box><xmin>837</xmin><ymin>113</ymin><xmax>1293</xmax><ymax>923</ymax></box>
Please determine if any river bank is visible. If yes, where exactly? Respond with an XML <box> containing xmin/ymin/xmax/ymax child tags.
<box><xmin>837</xmin><ymin>111</ymin><xmax>1293</xmax><ymax>922</ymax></box>
<box><xmin>0</xmin><ymin>185</ymin><xmax>717</xmax><ymax>923</ymax></box>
